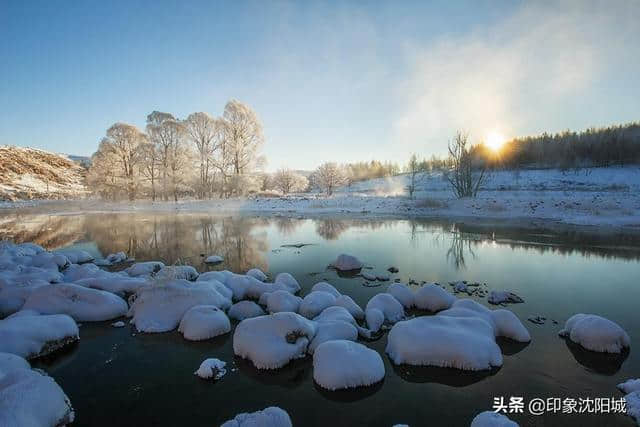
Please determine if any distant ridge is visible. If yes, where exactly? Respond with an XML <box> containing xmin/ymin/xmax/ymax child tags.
<box><xmin>0</xmin><ymin>145</ymin><xmax>88</xmax><ymax>201</ymax></box>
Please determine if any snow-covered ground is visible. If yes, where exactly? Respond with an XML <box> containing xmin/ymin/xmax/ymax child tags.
<box><xmin>4</xmin><ymin>166</ymin><xmax>639</xmax><ymax>229</ymax></box>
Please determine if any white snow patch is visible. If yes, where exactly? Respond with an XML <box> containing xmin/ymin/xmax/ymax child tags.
<box><xmin>23</xmin><ymin>283</ymin><xmax>128</xmax><ymax>321</ymax></box>
<box><xmin>488</xmin><ymin>290</ymin><xmax>524</xmax><ymax>305</ymax></box>
<box><xmin>274</xmin><ymin>272</ymin><xmax>301</xmax><ymax>294</ymax></box>
<box><xmin>246</xmin><ymin>268</ymin><xmax>267</xmax><ymax>282</ymax></box>
<box><xmin>221</xmin><ymin>406</ymin><xmax>292</xmax><ymax>427</ymax></box>
<box><xmin>178</xmin><ymin>305</ymin><xmax>230</xmax><ymax>341</ymax></box>
<box><xmin>299</xmin><ymin>291</ymin><xmax>337</xmax><ymax>319</ymax></box>
<box><xmin>0</xmin><ymin>313</ymin><xmax>79</xmax><ymax>359</ymax></box>
<box><xmin>559</xmin><ymin>313</ymin><xmax>630</xmax><ymax>353</ymax></box>
<box><xmin>365</xmin><ymin>293</ymin><xmax>405</xmax><ymax>332</ymax></box>
<box><xmin>266</xmin><ymin>290</ymin><xmax>303</xmax><ymax>314</ymax></box>
<box><xmin>204</xmin><ymin>255</ymin><xmax>224</xmax><ymax>264</ymax></box>
<box><xmin>194</xmin><ymin>358</ymin><xmax>227</xmax><ymax>380</ymax></box>
<box><xmin>470</xmin><ymin>411</ymin><xmax>519</xmax><ymax>427</ymax></box>
<box><xmin>618</xmin><ymin>379</ymin><xmax>640</xmax><ymax>394</ymax></box>
<box><xmin>308</xmin><ymin>321</ymin><xmax>358</xmax><ymax>355</ymax></box>
<box><xmin>313</xmin><ymin>340</ymin><xmax>384</xmax><ymax>390</ymax></box>
<box><xmin>414</xmin><ymin>284</ymin><xmax>456</xmax><ymax>312</ymax></box>
<box><xmin>111</xmin><ymin>321</ymin><xmax>126</xmax><ymax>328</ymax></box>
<box><xmin>228</xmin><ymin>301</ymin><xmax>265</xmax><ymax>321</ymax></box>
<box><xmin>624</xmin><ymin>391</ymin><xmax>640</xmax><ymax>425</ymax></box>
<box><xmin>155</xmin><ymin>265</ymin><xmax>199</xmax><ymax>281</ymax></box>
<box><xmin>310</xmin><ymin>282</ymin><xmax>341</xmax><ymax>298</ymax></box>
<box><xmin>233</xmin><ymin>312</ymin><xmax>316</xmax><ymax>369</ymax></box>
<box><xmin>387</xmin><ymin>283</ymin><xmax>415</xmax><ymax>308</ymax></box>
<box><xmin>334</xmin><ymin>295</ymin><xmax>364</xmax><ymax>320</ymax></box>
<box><xmin>126</xmin><ymin>261</ymin><xmax>165</xmax><ymax>277</ymax></box>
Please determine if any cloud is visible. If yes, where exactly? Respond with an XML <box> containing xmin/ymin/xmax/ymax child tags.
<box><xmin>393</xmin><ymin>1</ymin><xmax>640</xmax><ymax>154</ymax></box>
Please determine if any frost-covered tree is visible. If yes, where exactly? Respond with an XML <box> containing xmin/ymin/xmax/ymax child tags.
<box><xmin>138</xmin><ymin>142</ymin><xmax>161</xmax><ymax>201</ymax></box>
<box><xmin>313</xmin><ymin>162</ymin><xmax>344</xmax><ymax>196</ymax></box>
<box><xmin>273</xmin><ymin>169</ymin><xmax>308</xmax><ymax>195</ymax></box>
<box><xmin>405</xmin><ymin>153</ymin><xmax>422</xmax><ymax>199</ymax></box>
<box><xmin>184</xmin><ymin>112</ymin><xmax>220</xmax><ymax>199</ymax></box>
<box><xmin>446</xmin><ymin>131</ymin><xmax>486</xmax><ymax>198</ymax></box>
<box><xmin>219</xmin><ymin>100</ymin><xmax>264</xmax><ymax>196</ymax></box>
<box><xmin>89</xmin><ymin>123</ymin><xmax>148</xmax><ymax>201</ymax></box>
<box><xmin>87</xmin><ymin>140</ymin><xmax>122</xmax><ymax>200</ymax></box>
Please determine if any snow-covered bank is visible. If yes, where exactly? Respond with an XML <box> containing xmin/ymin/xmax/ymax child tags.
<box><xmin>4</xmin><ymin>167</ymin><xmax>640</xmax><ymax>230</ymax></box>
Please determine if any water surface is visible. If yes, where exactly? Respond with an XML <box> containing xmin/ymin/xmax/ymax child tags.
<box><xmin>2</xmin><ymin>212</ymin><xmax>639</xmax><ymax>426</ymax></box>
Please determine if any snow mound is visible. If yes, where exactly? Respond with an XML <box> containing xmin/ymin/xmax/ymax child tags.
<box><xmin>308</xmin><ymin>321</ymin><xmax>358</xmax><ymax>354</ymax></box>
<box><xmin>332</xmin><ymin>254</ymin><xmax>363</xmax><ymax>271</ymax></box>
<box><xmin>128</xmin><ymin>279</ymin><xmax>231</xmax><ymax>333</ymax></box>
<box><xmin>274</xmin><ymin>272</ymin><xmax>301</xmax><ymax>294</ymax></box>
<box><xmin>0</xmin><ymin>364</ymin><xmax>75</xmax><ymax>426</ymax></box>
<box><xmin>111</xmin><ymin>321</ymin><xmax>125</xmax><ymax>328</ymax></box>
<box><xmin>23</xmin><ymin>283</ymin><xmax>128</xmax><ymax>321</ymax></box>
<box><xmin>313</xmin><ymin>340</ymin><xmax>384</xmax><ymax>390</ymax></box>
<box><xmin>618</xmin><ymin>378</ymin><xmax>640</xmax><ymax>394</ymax></box>
<box><xmin>228</xmin><ymin>301</ymin><xmax>265</xmax><ymax>321</ymax></box>
<box><xmin>299</xmin><ymin>291</ymin><xmax>337</xmax><ymax>319</ymax></box>
<box><xmin>197</xmin><ymin>270</ymin><xmax>233</xmax><ymax>283</ymax></box>
<box><xmin>194</xmin><ymin>358</ymin><xmax>227</xmax><ymax>380</ymax></box>
<box><xmin>266</xmin><ymin>290</ymin><xmax>303</xmax><ymax>314</ymax></box>
<box><xmin>559</xmin><ymin>313</ymin><xmax>630</xmax><ymax>353</ymax></box>
<box><xmin>155</xmin><ymin>265</ymin><xmax>199</xmax><ymax>281</ymax></box>
<box><xmin>362</xmin><ymin>272</ymin><xmax>377</xmax><ymax>281</ymax></box>
<box><xmin>488</xmin><ymin>290</ymin><xmax>524</xmax><ymax>305</ymax></box>
<box><xmin>365</xmin><ymin>293</ymin><xmax>405</xmax><ymax>332</ymax></box>
<box><xmin>233</xmin><ymin>312</ymin><xmax>316</xmax><ymax>369</ymax></box>
<box><xmin>0</xmin><ymin>352</ymin><xmax>30</xmax><ymax>373</ymax></box>
<box><xmin>414</xmin><ymin>284</ymin><xmax>455</xmax><ymax>312</ymax></box>
<box><xmin>246</xmin><ymin>268</ymin><xmax>267</xmax><ymax>282</ymax></box>
<box><xmin>470</xmin><ymin>411</ymin><xmax>519</xmax><ymax>427</ymax></box>
<box><xmin>313</xmin><ymin>306</ymin><xmax>356</xmax><ymax>326</ymax></box>
<box><xmin>221</xmin><ymin>406</ymin><xmax>292</xmax><ymax>427</ymax></box>
<box><xmin>204</xmin><ymin>255</ymin><xmax>224</xmax><ymax>264</ymax></box>
<box><xmin>386</xmin><ymin>315</ymin><xmax>503</xmax><ymax>370</ymax></box>
<box><xmin>226</xmin><ymin>273</ymin><xmax>265</xmax><ymax>301</ymax></box>
<box><xmin>387</xmin><ymin>283</ymin><xmax>415</xmax><ymax>308</ymax></box>
<box><xmin>53</xmin><ymin>248</ymin><xmax>94</xmax><ymax>264</ymax></box>
<box><xmin>0</xmin><ymin>313</ymin><xmax>79</xmax><ymax>359</ymax></box>
<box><xmin>311</xmin><ymin>282</ymin><xmax>341</xmax><ymax>298</ymax></box>
<box><xmin>196</xmin><ymin>279</ymin><xmax>233</xmax><ymax>300</ymax></box>
<box><xmin>178</xmin><ymin>305</ymin><xmax>230</xmax><ymax>341</ymax></box>
<box><xmin>625</xmin><ymin>391</ymin><xmax>640</xmax><ymax>425</ymax></box>
<box><xmin>126</xmin><ymin>261</ymin><xmax>165</xmax><ymax>277</ymax></box>
<box><xmin>0</xmin><ymin>279</ymin><xmax>49</xmax><ymax>317</ymax></box>
<box><xmin>440</xmin><ymin>299</ymin><xmax>531</xmax><ymax>342</ymax></box>
<box><xmin>334</xmin><ymin>295</ymin><xmax>364</xmax><ymax>320</ymax></box>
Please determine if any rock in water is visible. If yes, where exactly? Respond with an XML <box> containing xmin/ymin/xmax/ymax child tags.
<box><xmin>194</xmin><ymin>358</ymin><xmax>226</xmax><ymax>380</ymax></box>
<box><xmin>313</xmin><ymin>340</ymin><xmax>384</xmax><ymax>390</ymax></box>
<box><xmin>559</xmin><ymin>313</ymin><xmax>630</xmax><ymax>353</ymax></box>
<box><xmin>221</xmin><ymin>407</ymin><xmax>292</xmax><ymax>427</ymax></box>
<box><xmin>332</xmin><ymin>254</ymin><xmax>363</xmax><ymax>271</ymax></box>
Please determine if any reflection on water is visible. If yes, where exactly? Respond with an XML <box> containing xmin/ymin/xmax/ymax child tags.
<box><xmin>2</xmin><ymin>212</ymin><xmax>640</xmax><ymax>426</ymax></box>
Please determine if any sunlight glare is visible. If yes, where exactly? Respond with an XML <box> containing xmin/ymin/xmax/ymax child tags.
<box><xmin>486</xmin><ymin>131</ymin><xmax>506</xmax><ymax>151</ymax></box>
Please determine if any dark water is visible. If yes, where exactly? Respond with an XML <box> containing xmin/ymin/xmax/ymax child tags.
<box><xmin>2</xmin><ymin>212</ymin><xmax>639</xmax><ymax>426</ymax></box>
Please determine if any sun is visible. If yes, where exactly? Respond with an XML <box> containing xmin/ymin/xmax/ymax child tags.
<box><xmin>486</xmin><ymin>131</ymin><xmax>506</xmax><ymax>152</ymax></box>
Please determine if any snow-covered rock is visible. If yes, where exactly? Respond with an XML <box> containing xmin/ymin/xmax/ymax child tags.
<box><xmin>74</xmin><ymin>275</ymin><xmax>148</xmax><ymax>297</ymax></box>
<box><xmin>387</xmin><ymin>283</ymin><xmax>415</xmax><ymax>308</ymax></box>
<box><xmin>334</xmin><ymin>294</ymin><xmax>364</xmax><ymax>320</ymax></box>
<box><xmin>470</xmin><ymin>411</ymin><xmax>519</xmax><ymax>427</ymax></box>
<box><xmin>178</xmin><ymin>305</ymin><xmax>230</xmax><ymax>341</ymax></box>
<box><xmin>299</xmin><ymin>291</ymin><xmax>337</xmax><ymax>319</ymax></box>
<box><xmin>194</xmin><ymin>358</ymin><xmax>226</xmax><ymax>380</ymax></box>
<box><xmin>53</xmin><ymin>248</ymin><xmax>94</xmax><ymax>264</ymax></box>
<box><xmin>233</xmin><ymin>312</ymin><xmax>316</xmax><ymax>369</ymax></box>
<box><xmin>624</xmin><ymin>391</ymin><xmax>640</xmax><ymax>425</ymax></box>
<box><xmin>126</xmin><ymin>261</ymin><xmax>165</xmax><ymax>277</ymax></box>
<box><xmin>128</xmin><ymin>279</ymin><xmax>231</xmax><ymax>333</ymax></box>
<box><xmin>196</xmin><ymin>278</ymin><xmax>233</xmax><ymax>300</ymax></box>
<box><xmin>204</xmin><ymin>255</ymin><xmax>224</xmax><ymax>264</ymax></box>
<box><xmin>0</xmin><ymin>313</ymin><xmax>79</xmax><ymax>359</ymax></box>
<box><xmin>332</xmin><ymin>254</ymin><xmax>363</xmax><ymax>271</ymax></box>
<box><xmin>362</xmin><ymin>272</ymin><xmax>377</xmax><ymax>281</ymax></box>
<box><xmin>311</xmin><ymin>282</ymin><xmax>341</xmax><ymax>298</ymax></box>
<box><xmin>23</xmin><ymin>283</ymin><xmax>128</xmax><ymax>321</ymax></box>
<box><xmin>313</xmin><ymin>306</ymin><xmax>356</xmax><ymax>326</ymax></box>
<box><xmin>197</xmin><ymin>270</ymin><xmax>233</xmax><ymax>284</ymax></box>
<box><xmin>221</xmin><ymin>407</ymin><xmax>292</xmax><ymax>427</ymax></box>
<box><xmin>62</xmin><ymin>263</ymin><xmax>104</xmax><ymax>282</ymax></box>
<box><xmin>226</xmin><ymin>273</ymin><xmax>265</xmax><ymax>301</ymax></box>
<box><xmin>559</xmin><ymin>313</ymin><xmax>630</xmax><ymax>353</ymax></box>
<box><xmin>266</xmin><ymin>290</ymin><xmax>303</xmax><ymax>314</ymax></box>
<box><xmin>0</xmin><ymin>363</ymin><xmax>75</xmax><ymax>426</ymax></box>
<box><xmin>0</xmin><ymin>352</ymin><xmax>30</xmax><ymax>373</ymax></box>
<box><xmin>0</xmin><ymin>279</ymin><xmax>49</xmax><ymax>317</ymax></box>
<box><xmin>155</xmin><ymin>265</ymin><xmax>199</xmax><ymax>281</ymax></box>
<box><xmin>228</xmin><ymin>301</ymin><xmax>265</xmax><ymax>321</ymax></box>
<box><xmin>274</xmin><ymin>272</ymin><xmax>301</xmax><ymax>294</ymax></box>
<box><xmin>414</xmin><ymin>284</ymin><xmax>455</xmax><ymax>312</ymax></box>
<box><xmin>106</xmin><ymin>251</ymin><xmax>127</xmax><ymax>264</ymax></box>
<box><xmin>111</xmin><ymin>321</ymin><xmax>125</xmax><ymax>328</ymax></box>
<box><xmin>440</xmin><ymin>299</ymin><xmax>531</xmax><ymax>342</ymax></box>
<box><xmin>246</xmin><ymin>268</ymin><xmax>267</xmax><ymax>282</ymax></box>
<box><xmin>488</xmin><ymin>290</ymin><xmax>524</xmax><ymax>305</ymax></box>
<box><xmin>386</xmin><ymin>315</ymin><xmax>503</xmax><ymax>370</ymax></box>
<box><xmin>308</xmin><ymin>321</ymin><xmax>358</xmax><ymax>354</ymax></box>
<box><xmin>618</xmin><ymin>378</ymin><xmax>640</xmax><ymax>394</ymax></box>
<box><xmin>365</xmin><ymin>293</ymin><xmax>405</xmax><ymax>332</ymax></box>
<box><xmin>313</xmin><ymin>340</ymin><xmax>384</xmax><ymax>390</ymax></box>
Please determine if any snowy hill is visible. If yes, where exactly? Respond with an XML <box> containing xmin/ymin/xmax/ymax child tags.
<box><xmin>0</xmin><ymin>146</ymin><xmax>88</xmax><ymax>201</ymax></box>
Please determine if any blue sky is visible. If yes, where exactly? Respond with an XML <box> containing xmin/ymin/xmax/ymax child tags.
<box><xmin>1</xmin><ymin>0</ymin><xmax>639</xmax><ymax>170</ymax></box>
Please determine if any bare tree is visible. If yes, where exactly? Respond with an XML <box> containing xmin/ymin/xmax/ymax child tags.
<box><xmin>405</xmin><ymin>153</ymin><xmax>421</xmax><ymax>199</ymax></box>
<box><xmin>446</xmin><ymin>131</ymin><xmax>486</xmax><ymax>198</ymax></box>
<box><xmin>90</xmin><ymin>123</ymin><xmax>148</xmax><ymax>201</ymax></box>
<box><xmin>313</xmin><ymin>162</ymin><xmax>344</xmax><ymax>196</ymax></box>
<box><xmin>146</xmin><ymin>111</ymin><xmax>178</xmax><ymax>201</ymax></box>
<box><xmin>139</xmin><ymin>143</ymin><xmax>161</xmax><ymax>201</ymax></box>
<box><xmin>184</xmin><ymin>112</ymin><xmax>220</xmax><ymax>199</ymax></box>
<box><xmin>221</xmin><ymin>100</ymin><xmax>264</xmax><ymax>196</ymax></box>
<box><xmin>273</xmin><ymin>169</ymin><xmax>308</xmax><ymax>195</ymax></box>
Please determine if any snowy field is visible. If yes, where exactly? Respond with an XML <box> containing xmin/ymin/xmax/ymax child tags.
<box><xmin>4</xmin><ymin>167</ymin><xmax>639</xmax><ymax>230</ymax></box>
